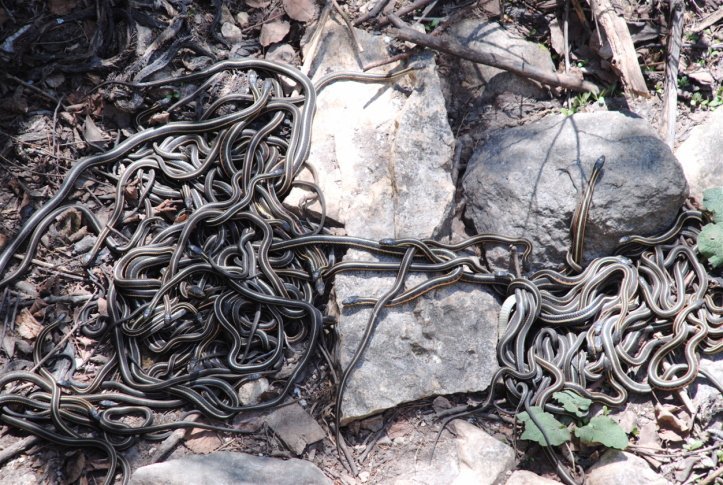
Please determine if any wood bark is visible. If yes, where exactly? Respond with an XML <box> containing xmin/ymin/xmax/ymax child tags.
<box><xmin>586</xmin><ymin>0</ymin><xmax>650</xmax><ymax>97</ymax></box>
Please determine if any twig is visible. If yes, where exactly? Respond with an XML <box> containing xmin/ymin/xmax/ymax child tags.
<box><xmin>331</xmin><ymin>0</ymin><xmax>365</xmax><ymax>54</ymax></box>
<box><xmin>377</xmin><ymin>0</ymin><xmax>439</xmax><ymax>27</ymax></box>
<box><xmin>0</xmin><ymin>435</ymin><xmax>40</xmax><ymax>466</ymax></box>
<box><xmin>690</xmin><ymin>8</ymin><xmax>723</xmax><ymax>33</ymax></box>
<box><xmin>3</xmin><ymin>74</ymin><xmax>63</xmax><ymax>105</ymax></box>
<box><xmin>353</xmin><ymin>0</ymin><xmax>393</xmax><ymax>25</ymax></box>
<box><xmin>12</xmin><ymin>254</ymin><xmax>85</xmax><ymax>281</ymax></box>
<box><xmin>387</xmin><ymin>15</ymin><xmax>600</xmax><ymax>94</ymax></box>
<box><xmin>300</xmin><ymin>3</ymin><xmax>332</xmax><ymax>78</ymax></box>
<box><xmin>661</xmin><ymin>0</ymin><xmax>685</xmax><ymax>148</ymax></box>
<box><xmin>51</xmin><ymin>95</ymin><xmax>65</xmax><ymax>158</ymax></box>
<box><xmin>362</xmin><ymin>50</ymin><xmax>418</xmax><ymax>71</ymax></box>
<box><xmin>699</xmin><ymin>465</ymin><xmax>723</xmax><ymax>485</ymax></box>
<box><xmin>150</xmin><ymin>414</ymin><xmax>200</xmax><ymax>463</ymax></box>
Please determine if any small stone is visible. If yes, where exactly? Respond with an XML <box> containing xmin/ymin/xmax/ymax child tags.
<box><xmin>432</xmin><ymin>396</ymin><xmax>452</xmax><ymax>413</ymax></box>
<box><xmin>264</xmin><ymin>403</ymin><xmax>326</xmax><ymax>455</ymax></box>
<box><xmin>505</xmin><ymin>470</ymin><xmax>564</xmax><ymax>485</ymax></box>
<box><xmin>360</xmin><ymin>414</ymin><xmax>384</xmax><ymax>432</ymax></box>
<box><xmin>358</xmin><ymin>471</ymin><xmax>370</xmax><ymax>482</ymax></box>
<box><xmin>265</xmin><ymin>43</ymin><xmax>296</xmax><ymax>65</ymax></box>
<box><xmin>450</xmin><ymin>420</ymin><xmax>516</xmax><ymax>484</ymax></box>
<box><xmin>238</xmin><ymin>378</ymin><xmax>269</xmax><ymax>405</ymax></box>
<box><xmin>221</xmin><ymin>21</ymin><xmax>242</xmax><ymax>43</ymax></box>
<box><xmin>587</xmin><ymin>450</ymin><xmax>668</xmax><ymax>485</ymax></box>
<box><xmin>236</xmin><ymin>11</ymin><xmax>250</xmax><ymax>26</ymax></box>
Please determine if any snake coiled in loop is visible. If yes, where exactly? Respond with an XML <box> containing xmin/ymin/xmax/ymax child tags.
<box><xmin>0</xmin><ymin>59</ymin><xmax>721</xmax><ymax>485</ymax></box>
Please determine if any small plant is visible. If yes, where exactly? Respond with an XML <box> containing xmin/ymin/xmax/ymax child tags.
<box><xmin>678</xmin><ymin>76</ymin><xmax>691</xmax><ymax>88</ymax></box>
<box><xmin>690</xmin><ymin>86</ymin><xmax>723</xmax><ymax>110</ymax></box>
<box><xmin>516</xmin><ymin>391</ymin><xmax>628</xmax><ymax>450</ymax></box>
<box><xmin>560</xmin><ymin>84</ymin><xmax>617</xmax><ymax>116</ymax></box>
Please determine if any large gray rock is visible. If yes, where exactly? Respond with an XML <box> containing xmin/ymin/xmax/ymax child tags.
<box><xmin>288</xmin><ymin>18</ymin><xmax>455</xmax><ymax>237</ymax></box>
<box><xmin>463</xmin><ymin>112</ymin><xmax>689</xmax><ymax>271</ymax></box>
<box><xmin>380</xmin><ymin>420</ymin><xmax>516</xmax><ymax>484</ymax></box>
<box><xmin>675</xmin><ymin>107</ymin><xmax>723</xmax><ymax>199</ymax></box>
<box><xmin>287</xmin><ymin>19</ymin><xmax>500</xmax><ymax>421</ymax></box>
<box><xmin>586</xmin><ymin>450</ymin><xmax>668</xmax><ymax>485</ymax></box>
<box><xmin>336</xmin><ymin>273</ymin><xmax>501</xmax><ymax>420</ymax></box>
<box><xmin>130</xmin><ymin>452</ymin><xmax>330</xmax><ymax>485</ymax></box>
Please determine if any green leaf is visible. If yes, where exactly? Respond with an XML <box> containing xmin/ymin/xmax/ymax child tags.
<box><xmin>517</xmin><ymin>407</ymin><xmax>571</xmax><ymax>447</ymax></box>
<box><xmin>683</xmin><ymin>439</ymin><xmax>704</xmax><ymax>451</ymax></box>
<box><xmin>552</xmin><ymin>390</ymin><xmax>592</xmax><ymax>418</ymax></box>
<box><xmin>698</xmin><ymin>223</ymin><xmax>723</xmax><ymax>268</ymax></box>
<box><xmin>703</xmin><ymin>187</ymin><xmax>723</xmax><ymax>221</ymax></box>
<box><xmin>574</xmin><ymin>415</ymin><xmax>628</xmax><ymax>450</ymax></box>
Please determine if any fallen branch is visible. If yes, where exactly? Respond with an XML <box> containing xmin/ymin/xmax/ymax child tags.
<box><xmin>661</xmin><ymin>0</ymin><xmax>685</xmax><ymax>147</ymax></box>
<box><xmin>690</xmin><ymin>8</ymin><xmax>723</xmax><ymax>33</ymax></box>
<box><xmin>377</xmin><ymin>0</ymin><xmax>438</xmax><ymax>27</ymax></box>
<box><xmin>387</xmin><ymin>15</ymin><xmax>599</xmax><ymax>94</ymax></box>
<box><xmin>0</xmin><ymin>435</ymin><xmax>40</xmax><ymax>466</ymax></box>
<box><xmin>149</xmin><ymin>414</ymin><xmax>200</xmax><ymax>463</ymax></box>
<box><xmin>585</xmin><ymin>0</ymin><xmax>649</xmax><ymax>97</ymax></box>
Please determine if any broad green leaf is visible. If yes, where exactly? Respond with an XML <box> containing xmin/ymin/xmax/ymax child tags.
<box><xmin>574</xmin><ymin>415</ymin><xmax>628</xmax><ymax>450</ymax></box>
<box><xmin>698</xmin><ymin>224</ymin><xmax>723</xmax><ymax>268</ymax></box>
<box><xmin>517</xmin><ymin>407</ymin><xmax>571</xmax><ymax>447</ymax></box>
<box><xmin>703</xmin><ymin>187</ymin><xmax>723</xmax><ymax>221</ymax></box>
<box><xmin>552</xmin><ymin>390</ymin><xmax>592</xmax><ymax>418</ymax></box>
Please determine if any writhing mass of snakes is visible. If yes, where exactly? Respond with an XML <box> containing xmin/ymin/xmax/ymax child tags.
<box><xmin>0</xmin><ymin>60</ymin><xmax>721</xmax><ymax>485</ymax></box>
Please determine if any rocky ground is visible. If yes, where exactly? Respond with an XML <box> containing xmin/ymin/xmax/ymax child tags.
<box><xmin>0</xmin><ymin>0</ymin><xmax>722</xmax><ymax>484</ymax></box>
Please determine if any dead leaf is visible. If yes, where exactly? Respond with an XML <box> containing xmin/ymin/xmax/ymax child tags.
<box><xmin>148</xmin><ymin>112</ymin><xmax>170</xmax><ymax>126</ymax></box>
<box><xmin>63</xmin><ymin>451</ymin><xmax>86</xmax><ymax>484</ymax></box>
<box><xmin>387</xmin><ymin>420</ymin><xmax>413</xmax><ymax>439</ymax></box>
<box><xmin>46</xmin><ymin>73</ymin><xmax>65</xmax><ymax>89</ymax></box>
<box><xmin>16</xmin><ymin>308</ymin><xmax>43</xmax><ymax>339</ymax></box>
<box><xmin>655</xmin><ymin>403</ymin><xmax>692</xmax><ymax>433</ymax></box>
<box><xmin>49</xmin><ymin>0</ymin><xmax>78</xmax><ymax>15</ymax></box>
<box><xmin>0</xmin><ymin>233</ymin><xmax>6</xmax><ymax>249</ymax></box>
<box><xmin>282</xmin><ymin>0</ymin><xmax>318</xmax><ymax>22</ymax></box>
<box><xmin>259</xmin><ymin>20</ymin><xmax>290</xmax><ymax>47</ymax></box>
<box><xmin>97</xmin><ymin>298</ymin><xmax>108</xmax><ymax>317</ymax></box>
<box><xmin>2</xmin><ymin>336</ymin><xmax>15</xmax><ymax>358</ymax></box>
<box><xmin>184</xmin><ymin>428</ymin><xmax>223</xmax><ymax>454</ymax></box>
<box><xmin>688</xmin><ymin>70</ymin><xmax>715</xmax><ymax>87</ymax></box>
<box><xmin>83</xmin><ymin>115</ymin><xmax>109</xmax><ymax>144</ymax></box>
<box><xmin>246</xmin><ymin>0</ymin><xmax>271</xmax><ymax>7</ymax></box>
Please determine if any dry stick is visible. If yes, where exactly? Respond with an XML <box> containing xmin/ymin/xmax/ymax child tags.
<box><xmin>353</xmin><ymin>0</ymin><xmax>393</xmax><ymax>25</ymax></box>
<box><xmin>661</xmin><ymin>0</ymin><xmax>685</xmax><ymax>148</ymax></box>
<box><xmin>690</xmin><ymin>7</ymin><xmax>723</xmax><ymax>33</ymax></box>
<box><xmin>377</xmin><ymin>0</ymin><xmax>439</xmax><ymax>27</ymax></box>
<box><xmin>300</xmin><ymin>3</ymin><xmax>332</xmax><ymax>78</ymax></box>
<box><xmin>149</xmin><ymin>414</ymin><xmax>200</xmax><ymax>463</ymax></box>
<box><xmin>387</xmin><ymin>15</ymin><xmax>600</xmax><ymax>94</ymax></box>
<box><xmin>331</xmin><ymin>0</ymin><xmax>365</xmax><ymax>54</ymax></box>
<box><xmin>584</xmin><ymin>0</ymin><xmax>649</xmax><ymax>97</ymax></box>
<box><xmin>0</xmin><ymin>435</ymin><xmax>40</xmax><ymax>466</ymax></box>
<box><xmin>362</xmin><ymin>50</ymin><xmax>419</xmax><ymax>71</ymax></box>
<box><xmin>700</xmin><ymin>465</ymin><xmax>723</xmax><ymax>485</ymax></box>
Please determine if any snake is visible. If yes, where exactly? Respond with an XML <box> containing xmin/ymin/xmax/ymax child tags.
<box><xmin>0</xmin><ymin>57</ymin><xmax>721</xmax><ymax>485</ymax></box>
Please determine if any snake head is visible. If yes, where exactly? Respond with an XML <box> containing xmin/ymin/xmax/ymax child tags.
<box><xmin>188</xmin><ymin>244</ymin><xmax>204</xmax><ymax>256</ymax></box>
